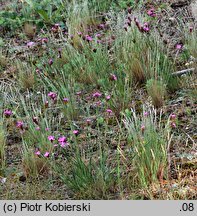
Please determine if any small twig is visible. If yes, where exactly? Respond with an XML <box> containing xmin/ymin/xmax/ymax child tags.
<box><xmin>167</xmin><ymin>133</ymin><xmax>173</xmax><ymax>180</ymax></box>
<box><xmin>185</xmin><ymin>132</ymin><xmax>196</xmax><ymax>149</ymax></box>
<box><xmin>172</xmin><ymin>68</ymin><xmax>196</xmax><ymax>76</ymax></box>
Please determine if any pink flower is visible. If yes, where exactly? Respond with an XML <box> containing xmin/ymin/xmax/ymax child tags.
<box><xmin>143</xmin><ymin>22</ymin><xmax>150</xmax><ymax>32</ymax></box>
<box><xmin>32</xmin><ymin>117</ymin><xmax>39</xmax><ymax>125</ymax></box>
<box><xmin>171</xmin><ymin>122</ymin><xmax>176</xmax><ymax>128</ymax></box>
<box><xmin>27</xmin><ymin>41</ymin><xmax>35</xmax><ymax>48</ymax></box>
<box><xmin>63</xmin><ymin>98</ymin><xmax>69</xmax><ymax>103</ymax></box>
<box><xmin>51</xmin><ymin>24</ymin><xmax>59</xmax><ymax>32</ymax></box>
<box><xmin>144</xmin><ymin>112</ymin><xmax>149</xmax><ymax>117</ymax></box>
<box><xmin>106</xmin><ymin>109</ymin><xmax>113</xmax><ymax>114</ymax></box>
<box><xmin>44</xmin><ymin>152</ymin><xmax>50</xmax><ymax>157</ymax></box>
<box><xmin>48</xmin><ymin>135</ymin><xmax>55</xmax><ymax>142</ymax></box>
<box><xmin>92</xmin><ymin>92</ymin><xmax>102</xmax><ymax>98</ymax></box>
<box><xmin>45</xmin><ymin>127</ymin><xmax>50</xmax><ymax>131</ymax></box>
<box><xmin>53</xmin><ymin>144</ymin><xmax>58</xmax><ymax>147</ymax></box>
<box><xmin>35</xmin><ymin>127</ymin><xmax>40</xmax><ymax>131</ymax></box>
<box><xmin>189</xmin><ymin>26</ymin><xmax>193</xmax><ymax>33</ymax></box>
<box><xmin>86</xmin><ymin>119</ymin><xmax>92</xmax><ymax>125</ymax></box>
<box><xmin>98</xmin><ymin>24</ymin><xmax>105</xmax><ymax>29</ymax></box>
<box><xmin>96</xmin><ymin>33</ymin><xmax>101</xmax><ymax>38</ymax></box>
<box><xmin>143</xmin><ymin>27</ymin><xmax>150</xmax><ymax>32</ymax></box>
<box><xmin>109</xmin><ymin>74</ymin><xmax>117</xmax><ymax>81</ymax></box>
<box><xmin>3</xmin><ymin>109</ymin><xmax>12</xmax><ymax>117</ymax></box>
<box><xmin>48</xmin><ymin>92</ymin><xmax>57</xmax><ymax>100</ymax></box>
<box><xmin>73</xmin><ymin>130</ymin><xmax>79</xmax><ymax>135</ymax></box>
<box><xmin>147</xmin><ymin>8</ymin><xmax>156</xmax><ymax>17</ymax></box>
<box><xmin>170</xmin><ymin>113</ymin><xmax>176</xmax><ymax>120</ymax></box>
<box><xmin>141</xmin><ymin>124</ymin><xmax>145</xmax><ymax>132</ymax></box>
<box><xmin>58</xmin><ymin>136</ymin><xmax>67</xmax><ymax>143</ymax></box>
<box><xmin>35</xmin><ymin>150</ymin><xmax>41</xmax><ymax>156</ymax></box>
<box><xmin>45</xmin><ymin>100</ymin><xmax>49</xmax><ymax>108</ymax></box>
<box><xmin>49</xmin><ymin>58</ymin><xmax>53</xmax><ymax>65</ymax></box>
<box><xmin>16</xmin><ymin>121</ymin><xmax>24</xmax><ymax>129</ymax></box>
<box><xmin>106</xmin><ymin>95</ymin><xmax>111</xmax><ymax>100</ymax></box>
<box><xmin>77</xmin><ymin>31</ymin><xmax>82</xmax><ymax>36</ymax></box>
<box><xmin>36</xmin><ymin>68</ymin><xmax>40</xmax><ymax>74</ymax></box>
<box><xmin>41</xmin><ymin>38</ymin><xmax>48</xmax><ymax>43</ymax></box>
<box><xmin>128</xmin><ymin>7</ymin><xmax>132</xmax><ymax>14</ymax></box>
<box><xmin>176</xmin><ymin>44</ymin><xmax>183</xmax><ymax>50</ymax></box>
<box><xmin>85</xmin><ymin>35</ymin><xmax>93</xmax><ymax>42</ymax></box>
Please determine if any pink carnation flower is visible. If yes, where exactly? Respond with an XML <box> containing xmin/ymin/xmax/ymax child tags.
<box><xmin>92</xmin><ymin>92</ymin><xmax>102</xmax><ymax>98</ymax></box>
<box><xmin>106</xmin><ymin>109</ymin><xmax>113</xmax><ymax>114</ymax></box>
<box><xmin>171</xmin><ymin>122</ymin><xmax>176</xmax><ymax>128</ymax></box>
<box><xmin>86</xmin><ymin>119</ymin><xmax>92</xmax><ymax>125</ymax></box>
<box><xmin>144</xmin><ymin>112</ymin><xmax>149</xmax><ymax>117</ymax></box>
<box><xmin>27</xmin><ymin>41</ymin><xmax>35</xmax><ymax>48</ymax></box>
<box><xmin>141</xmin><ymin>124</ymin><xmax>145</xmax><ymax>132</ymax></box>
<box><xmin>106</xmin><ymin>95</ymin><xmax>111</xmax><ymax>100</ymax></box>
<box><xmin>16</xmin><ymin>121</ymin><xmax>24</xmax><ymax>129</ymax></box>
<box><xmin>44</xmin><ymin>152</ymin><xmax>50</xmax><ymax>157</ymax></box>
<box><xmin>73</xmin><ymin>130</ymin><xmax>79</xmax><ymax>135</ymax></box>
<box><xmin>58</xmin><ymin>136</ymin><xmax>67</xmax><ymax>143</ymax></box>
<box><xmin>63</xmin><ymin>98</ymin><xmax>69</xmax><ymax>103</ymax></box>
<box><xmin>48</xmin><ymin>92</ymin><xmax>57</xmax><ymax>100</ymax></box>
<box><xmin>85</xmin><ymin>35</ymin><xmax>93</xmax><ymax>42</ymax></box>
<box><xmin>3</xmin><ymin>109</ymin><xmax>12</xmax><ymax>117</ymax></box>
<box><xmin>35</xmin><ymin>127</ymin><xmax>40</xmax><ymax>131</ymax></box>
<box><xmin>109</xmin><ymin>74</ymin><xmax>117</xmax><ymax>81</ymax></box>
<box><xmin>147</xmin><ymin>8</ymin><xmax>156</xmax><ymax>17</ymax></box>
<box><xmin>35</xmin><ymin>150</ymin><xmax>41</xmax><ymax>156</ymax></box>
<box><xmin>49</xmin><ymin>58</ymin><xmax>53</xmax><ymax>65</ymax></box>
<box><xmin>170</xmin><ymin>113</ymin><xmax>176</xmax><ymax>120</ymax></box>
<box><xmin>176</xmin><ymin>44</ymin><xmax>183</xmax><ymax>50</ymax></box>
<box><xmin>48</xmin><ymin>135</ymin><xmax>55</xmax><ymax>142</ymax></box>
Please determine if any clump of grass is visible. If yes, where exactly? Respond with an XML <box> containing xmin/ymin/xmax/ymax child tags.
<box><xmin>56</xmin><ymin>152</ymin><xmax>116</xmax><ymax>199</ymax></box>
<box><xmin>0</xmin><ymin>54</ymin><xmax>7</xmax><ymax>68</ymax></box>
<box><xmin>123</xmin><ymin>106</ymin><xmax>172</xmax><ymax>188</ymax></box>
<box><xmin>114</xmin><ymin>17</ymin><xmax>178</xmax><ymax>91</ymax></box>
<box><xmin>22</xmin><ymin>149</ymin><xmax>49</xmax><ymax>178</ymax></box>
<box><xmin>183</xmin><ymin>26</ymin><xmax>197</xmax><ymax>69</ymax></box>
<box><xmin>66</xmin><ymin>0</ymin><xmax>97</xmax><ymax>35</ymax></box>
<box><xmin>56</xmin><ymin>43</ymin><xmax>111</xmax><ymax>86</ymax></box>
<box><xmin>186</xmin><ymin>30</ymin><xmax>197</xmax><ymax>59</ymax></box>
<box><xmin>0</xmin><ymin>121</ymin><xmax>6</xmax><ymax>170</ymax></box>
<box><xmin>24</xmin><ymin>23</ymin><xmax>36</xmax><ymax>38</ymax></box>
<box><xmin>130</xmin><ymin>58</ymin><xmax>146</xmax><ymax>84</ymax></box>
<box><xmin>146</xmin><ymin>79</ymin><xmax>166</xmax><ymax>108</ymax></box>
<box><xmin>19</xmin><ymin>71</ymin><xmax>35</xmax><ymax>90</ymax></box>
<box><xmin>106</xmin><ymin>76</ymin><xmax>133</xmax><ymax>117</ymax></box>
<box><xmin>16</xmin><ymin>61</ymin><xmax>36</xmax><ymax>90</ymax></box>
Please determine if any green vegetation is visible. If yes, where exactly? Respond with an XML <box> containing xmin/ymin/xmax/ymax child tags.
<box><xmin>0</xmin><ymin>0</ymin><xmax>196</xmax><ymax>200</ymax></box>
